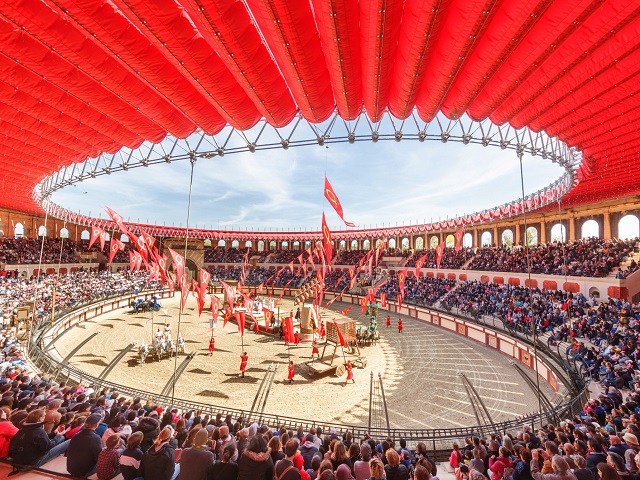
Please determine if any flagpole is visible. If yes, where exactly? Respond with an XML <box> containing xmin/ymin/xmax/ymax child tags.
<box><xmin>171</xmin><ymin>155</ymin><xmax>196</xmax><ymax>405</ymax></box>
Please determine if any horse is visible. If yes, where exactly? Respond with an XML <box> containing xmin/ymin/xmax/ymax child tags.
<box><xmin>134</xmin><ymin>340</ymin><xmax>149</xmax><ymax>365</ymax></box>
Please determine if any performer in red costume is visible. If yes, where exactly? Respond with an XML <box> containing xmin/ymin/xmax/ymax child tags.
<box><xmin>386</xmin><ymin>315</ymin><xmax>391</xmax><ymax>328</ymax></box>
<box><xmin>345</xmin><ymin>361</ymin><xmax>354</xmax><ymax>385</ymax></box>
<box><xmin>293</xmin><ymin>331</ymin><xmax>300</xmax><ymax>345</ymax></box>
<box><xmin>208</xmin><ymin>337</ymin><xmax>215</xmax><ymax>356</ymax></box>
<box><xmin>398</xmin><ymin>318</ymin><xmax>403</xmax><ymax>333</ymax></box>
<box><xmin>311</xmin><ymin>339</ymin><xmax>320</xmax><ymax>359</ymax></box>
<box><xmin>240</xmin><ymin>352</ymin><xmax>248</xmax><ymax>378</ymax></box>
<box><xmin>287</xmin><ymin>361</ymin><xmax>295</xmax><ymax>383</ymax></box>
<box><xmin>253</xmin><ymin>319</ymin><xmax>259</xmax><ymax>334</ymax></box>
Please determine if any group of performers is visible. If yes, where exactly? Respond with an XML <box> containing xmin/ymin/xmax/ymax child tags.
<box><xmin>385</xmin><ymin>314</ymin><xmax>403</xmax><ymax>333</ymax></box>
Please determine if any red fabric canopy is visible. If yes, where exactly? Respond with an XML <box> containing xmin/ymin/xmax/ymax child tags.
<box><xmin>0</xmin><ymin>0</ymin><xmax>638</xmax><ymax>216</ymax></box>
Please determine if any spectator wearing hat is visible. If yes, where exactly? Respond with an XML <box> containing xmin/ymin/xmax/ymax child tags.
<box><xmin>178</xmin><ymin>428</ymin><xmax>214</xmax><ymax>480</ymax></box>
<box><xmin>623</xmin><ymin>433</ymin><xmax>640</xmax><ymax>474</ymax></box>
<box><xmin>9</xmin><ymin>407</ymin><xmax>69</xmax><ymax>467</ymax></box>
<box><xmin>96</xmin><ymin>433</ymin><xmax>122</xmax><ymax>480</ymax></box>
<box><xmin>66</xmin><ymin>412</ymin><xmax>104</xmax><ymax>477</ymax></box>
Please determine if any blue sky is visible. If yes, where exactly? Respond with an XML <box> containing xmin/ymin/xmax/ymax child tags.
<box><xmin>52</xmin><ymin>139</ymin><xmax>564</xmax><ymax>232</ymax></box>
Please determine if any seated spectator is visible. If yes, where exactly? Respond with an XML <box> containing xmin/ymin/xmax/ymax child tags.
<box><xmin>66</xmin><ymin>412</ymin><xmax>104</xmax><ymax>477</ymax></box>
<box><xmin>9</xmin><ymin>407</ymin><xmax>69</xmax><ymax>467</ymax></box>
<box><xmin>384</xmin><ymin>448</ymin><xmax>409</xmax><ymax>480</ymax></box>
<box><xmin>120</xmin><ymin>431</ymin><xmax>144</xmax><ymax>480</ymax></box>
<box><xmin>212</xmin><ymin>442</ymin><xmax>239</xmax><ymax>480</ymax></box>
<box><xmin>0</xmin><ymin>405</ymin><xmax>18</xmax><ymax>458</ymax></box>
<box><xmin>238</xmin><ymin>434</ymin><xmax>275</xmax><ymax>480</ymax></box>
<box><xmin>178</xmin><ymin>428</ymin><xmax>214</xmax><ymax>480</ymax></box>
<box><xmin>139</xmin><ymin>425</ymin><xmax>179</xmax><ymax>480</ymax></box>
<box><xmin>96</xmin><ymin>433</ymin><xmax>122</xmax><ymax>480</ymax></box>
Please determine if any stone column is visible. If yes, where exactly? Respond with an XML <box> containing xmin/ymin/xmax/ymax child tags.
<box><xmin>603</xmin><ymin>213</ymin><xmax>611</xmax><ymax>240</ymax></box>
<box><xmin>569</xmin><ymin>216</ymin><xmax>576</xmax><ymax>242</ymax></box>
<box><xmin>515</xmin><ymin>223</ymin><xmax>521</xmax><ymax>245</ymax></box>
<box><xmin>540</xmin><ymin>221</ymin><xmax>547</xmax><ymax>244</ymax></box>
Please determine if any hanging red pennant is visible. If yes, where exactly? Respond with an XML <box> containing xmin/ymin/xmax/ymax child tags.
<box><xmin>380</xmin><ymin>293</ymin><xmax>387</xmax><ymax>308</ymax></box>
<box><xmin>223</xmin><ymin>308</ymin><xmax>232</xmax><ymax>328</ymax></box>
<box><xmin>105</xmin><ymin>207</ymin><xmax>131</xmax><ymax>237</ymax></box>
<box><xmin>129</xmin><ymin>250</ymin><xmax>136</xmax><ymax>272</ymax></box>
<box><xmin>454</xmin><ymin>227</ymin><xmax>465</xmax><ymax>253</ymax></box>
<box><xmin>210</xmin><ymin>295</ymin><xmax>220</xmax><ymax>320</ymax></box>
<box><xmin>435</xmin><ymin>242</ymin><xmax>446</xmax><ymax>270</ymax></box>
<box><xmin>337</xmin><ymin>306</ymin><xmax>353</xmax><ymax>316</ymax></box>
<box><xmin>221</xmin><ymin>281</ymin><xmax>236</xmax><ymax>310</ymax></box>
<box><xmin>199</xmin><ymin>268</ymin><xmax>210</xmax><ymax>296</ymax></box>
<box><xmin>284</xmin><ymin>315</ymin><xmax>295</xmax><ymax>343</ymax></box>
<box><xmin>262</xmin><ymin>308</ymin><xmax>273</xmax><ymax>329</ymax></box>
<box><xmin>398</xmin><ymin>268</ymin><xmax>408</xmax><ymax>297</ymax></box>
<box><xmin>397</xmin><ymin>294</ymin><xmax>403</xmax><ymax>311</ymax></box>
<box><xmin>324</xmin><ymin>176</ymin><xmax>356</xmax><ymax>227</ymax></box>
<box><xmin>108</xmin><ymin>238</ymin><xmax>124</xmax><ymax>265</ymax></box>
<box><xmin>332</xmin><ymin>319</ymin><xmax>346</xmax><ymax>346</ymax></box>
<box><xmin>179</xmin><ymin>274</ymin><xmax>190</xmax><ymax>312</ymax></box>
<box><xmin>88</xmin><ymin>226</ymin><xmax>102</xmax><ymax>250</ymax></box>
<box><xmin>243</xmin><ymin>294</ymin><xmax>255</xmax><ymax>320</ymax></box>
<box><xmin>235</xmin><ymin>311</ymin><xmax>246</xmax><ymax>337</ymax></box>
<box><xmin>360</xmin><ymin>296</ymin><xmax>367</xmax><ymax>315</ymax></box>
<box><xmin>321</xmin><ymin>212</ymin><xmax>333</xmax><ymax>264</ymax></box>
<box><xmin>415</xmin><ymin>253</ymin><xmax>428</xmax><ymax>277</ymax></box>
<box><xmin>169</xmin><ymin>248</ymin><xmax>185</xmax><ymax>284</ymax></box>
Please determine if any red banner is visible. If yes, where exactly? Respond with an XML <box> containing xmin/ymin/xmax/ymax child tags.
<box><xmin>414</xmin><ymin>253</ymin><xmax>428</xmax><ymax>277</ymax></box>
<box><xmin>221</xmin><ymin>281</ymin><xmax>236</xmax><ymax>310</ymax></box>
<box><xmin>210</xmin><ymin>295</ymin><xmax>220</xmax><ymax>321</ymax></box>
<box><xmin>321</xmin><ymin>212</ymin><xmax>333</xmax><ymax>264</ymax></box>
<box><xmin>262</xmin><ymin>308</ymin><xmax>273</xmax><ymax>329</ymax></box>
<box><xmin>88</xmin><ymin>226</ymin><xmax>102</xmax><ymax>250</ymax></box>
<box><xmin>235</xmin><ymin>311</ymin><xmax>246</xmax><ymax>336</ymax></box>
<box><xmin>454</xmin><ymin>227</ymin><xmax>464</xmax><ymax>253</ymax></box>
<box><xmin>398</xmin><ymin>268</ymin><xmax>408</xmax><ymax>297</ymax></box>
<box><xmin>435</xmin><ymin>242</ymin><xmax>445</xmax><ymax>270</ymax></box>
<box><xmin>332</xmin><ymin>319</ymin><xmax>346</xmax><ymax>346</ymax></box>
<box><xmin>380</xmin><ymin>292</ymin><xmax>387</xmax><ymax>308</ymax></box>
<box><xmin>324</xmin><ymin>176</ymin><xmax>356</xmax><ymax>227</ymax></box>
<box><xmin>179</xmin><ymin>274</ymin><xmax>190</xmax><ymax>312</ymax></box>
<box><xmin>168</xmin><ymin>248</ymin><xmax>185</xmax><ymax>284</ymax></box>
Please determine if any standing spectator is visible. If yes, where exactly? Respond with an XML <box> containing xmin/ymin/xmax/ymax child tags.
<box><xmin>9</xmin><ymin>408</ymin><xmax>69</xmax><ymax>467</ymax></box>
<box><xmin>120</xmin><ymin>431</ymin><xmax>144</xmax><ymax>480</ymax></box>
<box><xmin>66</xmin><ymin>412</ymin><xmax>104</xmax><ymax>477</ymax></box>
<box><xmin>178</xmin><ymin>429</ymin><xmax>214</xmax><ymax>480</ymax></box>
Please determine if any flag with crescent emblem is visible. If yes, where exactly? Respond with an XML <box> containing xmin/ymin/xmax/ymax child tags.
<box><xmin>105</xmin><ymin>207</ymin><xmax>131</xmax><ymax>237</ymax></box>
<box><xmin>221</xmin><ymin>281</ymin><xmax>236</xmax><ymax>310</ymax></box>
<box><xmin>321</xmin><ymin>212</ymin><xmax>333</xmax><ymax>264</ymax></box>
<box><xmin>397</xmin><ymin>268</ymin><xmax>408</xmax><ymax>297</ymax></box>
<box><xmin>210</xmin><ymin>295</ymin><xmax>220</xmax><ymax>321</ymax></box>
<box><xmin>324</xmin><ymin>176</ymin><xmax>356</xmax><ymax>227</ymax></box>
<box><xmin>179</xmin><ymin>274</ymin><xmax>190</xmax><ymax>312</ymax></box>
<box><xmin>435</xmin><ymin>241</ymin><xmax>446</xmax><ymax>270</ymax></box>
<box><xmin>397</xmin><ymin>294</ymin><xmax>403</xmax><ymax>311</ymax></box>
<box><xmin>108</xmin><ymin>238</ymin><xmax>124</xmax><ymax>265</ymax></box>
<box><xmin>262</xmin><ymin>307</ymin><xmax>273</xmax><ymax>329</ymax></box>
<box><xmin>415</xmin><ymin>253</ymin><xmax>428</xmax><ymax>277</ymax></box>
<box><xmin>168</xmin><ymin>248</ymin><xmax>185</xmax><ymax>284</ymax></box>
<box><xmin>88</xmin><ymin>226</ymin><xmax>103</xmax><ymax>250</ymax></box>
<box><xmin>454</xmin><ymin>227</ymin><xmax>464</xmax><ymax>253</ymax></box>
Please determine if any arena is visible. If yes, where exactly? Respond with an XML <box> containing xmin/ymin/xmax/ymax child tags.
<box><xmin>1</xmin><ymin>2</ymin><xmax>640</xmax><ymax>480</ymax></box>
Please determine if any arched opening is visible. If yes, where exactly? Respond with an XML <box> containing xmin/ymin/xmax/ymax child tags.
<box><xmin>481</xmin><ymin>231</ymin><xmax>492</xmax><ymax>246</ymax></box>
<box><xmin>550</xmin><ymin>224</ymin><xmax>566</xmax><ymax>242</ymax></box>
<box><xmin>401</xmin><ymin>237</ymin><xmax>409</xmax><ymax>251</ymax></box>
<box><xmin>60</xmin><ymin>228</ymin><xmax>70</xmax><ymax>239</ymax></box>
<box><xmin>415</xmin><ymin>237</ymin><xmax>424</xmax><ymax>250</ymax></box>
<box><xmin>339</xmin><ymin>240</ymin><xmax>346</xmax><ymax>251</ymax></box>
<box><xmin>105</xmin><ymin>232</ymin><xmax>111</xmax><ymax>241</ymax></box>
<box><xmin>430</xmin><ymin>236</ymin><xmax>439</xmax><ymax>249</ymax></box>
<box><xmin>203</xmin><ymin>239</ymin><xmax>212</xmax><ymax>247</ymax></box>
<box><xmin>618</xmin><ymin>215</ymin><xmax>640</xmax><ymax>240</ymax></box>
<box><xmin>231</xmin><ymin>240</ymin><xmax>240</xmax><ymax>248</ymax></box>
<box><xmin>589</xmin><ymin>287</ymin><xmax>600</xmax><ymax>299</ymax></box>
<box><xmin>293</xmin><ymin>241</ymin><xmax>300</xmax><ymax>251</ymax></box>
<box><xmin>281</xmin><ymin>241</ymin><xmax>288</xmax><ymax>250</ymax></box>
<box><xmin>502</xmin><ymin>229</ymin><xmax>514</xmax><ymax>247</ymax></box>
<box><xmin>217</xmin><ymin>239</ymin><xmax>226</xmax><ymax>247</ymax></box>
<box><xmin>304</xmin><ymin>241</ymin><xmax>311</xmax><ymax>250</ymax></box>
<box><xmin>375</xmin><ymin>239</ymin><xmax>381</xmax><ymax>248</ymax></box>
<box><xmin>121</xmin><ymin>234</ymin><xmax>130</xmax><ymax>243</ymax></box>
<box><xmin>269</xmin><ymin>241</ymin><xmax>277</xmax><ymax>251</ymax></box>
<box><xmin>257</xmin><ymin>240</ymin><xmax>265</xmax><ymax>252</ymax></box>
<box><xmin>80</xmin><ymin>229</ymin><xmax>90</xmax><ymax>241</ymax></box>
<box><xmin>351</xmin><ymin>240</ymin><xmax>358</xmax><ymax>250</ymax></box>
<box><xmin>581</xmin><ymin>219</ymin><xmax>599</xmax><ymax>239</ymax></box>
<box><xmin>363</xmin><ymin>239</ymin><xmax>370</xmax><ymax>250</ymax></box>
<box><xmin>245</xmin><ymin>240</ymin><xmax>252</xmax><ymax>248</ymax></box>
<box><xmin>388</xmin><ymin>238</ymin><xmax>396</xmax><ymax>249</ymax></box>
<box><xmin>463</xmin><ymin>232</ymin><xmax>473</xmax><ymax>248</ymax></box>
<box><xmin>37</xmin><ymin>225</ymin><xmax>48</xmax><ymax>237</ymax></box>
<box><xmin>526</xmin><ymin>227</ymin><xmax>538</xmax><ymax>246</ymax></box>
<box><xmin>14</xmin><ymin>223</ymin><xmax>24</xmax><ymax>238</ymax></box>
<box><xmin>445</xmin><ymin>234</ymin><xmax>455</xmax><ymax>248</ymax></box>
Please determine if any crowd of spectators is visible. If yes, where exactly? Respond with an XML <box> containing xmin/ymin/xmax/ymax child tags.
<box><xmin>268</xmin><ymin>250</ymin><xmax>301</xmax><ymax>264</ymax></box>
<box><xmin>204</xmin><ymin>248</ymin><xmax>250</xmax><ymax>264</ymax></box>
<box><xmin>0</xmin><ymin>238</ymin><xmax>77</xmax><ymax>264</ymax></box>
<box><xmin>378</xmin><ymin>274</ymin><xmax>456</xmax><ymax>308</ymax></box>
<box><xmin>333</xmin><ymin>250</ymin><xmax>370</xmax><ymax>266</ymax></box>
<box><xmin>407</xmin><ymin>248</ymin><xmax>474</xmax><ymax>270</ymax></box>
<box><xmin>466</xmin><ymin>239</ymin><xmax>638</xmax><ymax>278</ymax></box>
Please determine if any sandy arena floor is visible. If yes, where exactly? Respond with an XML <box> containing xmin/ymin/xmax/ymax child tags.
<box><xmin>52</xmin><ymin>296</ymin><xmax>553</xmax><ymax>429</ymax></box>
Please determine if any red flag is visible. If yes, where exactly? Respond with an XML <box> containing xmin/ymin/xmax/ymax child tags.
<box><xmin>169</xmin><ymin>248</ymin><xmax>185</xmax><ymax>284</ymax></box>
<box><xmin>262</xmin><ymin>308</ymin><xmax>273</xmax><ymax>329</ymax></box>
<box><xmin>397</xmin><ymin>294</ymin><xmax>403</xmax><ymax>311</ymax></box>
<box><xmin>199</xmin><ymin>268</ymin><xmax>210</xmax><ymax>296</ymax></box>
<box><xmin>99</xmin><ymin>230</ymin><xmax>107</xmax><ymax>252</ymax></box>
<box><xmin>435</xmin><ymin>242</ymin><xmax>445</xmax><ymax>269</ymax></box>
<box><xmin>108</xmin><ymin>238</ymin><xmax>124</xmax><ymax>265</ymax></box>
<box><xmin>284</xmin><ymin>315</ymin><xmax>294</xmax><ymax>343</ymax></box>
<box><xmin>88</xmin><ymin>226</ymin><xmax>102</xmax><ymax>250</ymax></box>
<box><xmin>129</xmin><ymin>232</ymin><xmax>149</xmax><ymax>263</ymax></box>
<box><xmin>454</xmin><ymin>227</ymin><xmax>465</xmax><ymax>253</ymax></box>
<box><xmin>380</xmin><ymin>293</ymin><xmax>387</xmax><ymax>308</ymax></box>
<box><xmin>415</xmin><ymin>253</ymin><xmax>428</xmax><ymax>277</ymax></box>
<box><xmin>332</xmin><ymin>319</ymin><xmax>346</xmax><ymax>347</ymax></box>
<box><xmin>324</xmin><ymin>176</ymin><xmax>356</xmax><ymax>227</ymax></box>
<box><xmin>235</xmin><ymin>311</ymin><xmax>246</xmax><ymax>336</ymax></box>
<box><xmin>375</xmin><ymin>238</ymin><xmax>387</xmax><ymax>264</ymax></box>
<box><xmin>257</xmin><ymin>283</ymin><xmax>264</xmax><ymax>294</ymax></box>
<box><xmin>147</xmin><ymin>263</ymin><xmax>161</xmax><ymax>285</ymax></box>
<box><xmin>223</xmin><ymin>308</ymin><xmax>232</xmax><ymax>328</ymax></box>
<box><xmin>243</xmin><ymin>294</ymin><xmax>255</xmax><ymax>320</ymax></box>
<box><xmin>105</xmin><ymin>207</ymin><xmax>131</xmax><ymax>237</ymax></box>
<box><xmin>179</xmin><ymin>274</ymin><xmax>190</xmax><ymax>312</ymax></box>
<box><xmin>129</xmin><ymin>250</ymin><xmax>136</xmax><ymax>272</ymax></box>
<box><xmin>321</xmin><ymin>212</ymin><xmax>333</xmax><ymax>264</ymax></box>
<box><xmin>133</xmin><ymin>251</ymin><xmax>142</xmax><ymax>272</ymax></box>
<box><xmin>368</xmin><ymin>255</ymin><xmax>374</xmax><ymax>275</ymax></box>
<box><xmin>360</xmin><ymin>296</ymin><xmax>367</xmax><ymax>315</ymax></box>
<box><xmin>221</xmin><ymin>281</ymin><xmax>236</xmax><ymax>310</ymax></box>
<box><xmin>398</xmin><ymin>268</ymin><xmax>408</xmax><ymax>297</ymax></box>
<box><xmin>210</xmin><ymin>295</ymin><xmax>220</xmax><ymax>320</ymax></box>
<box><xmin>337</xmin><ymin>305</ymin><xmax>353</xmax><ymax>316</ymax></box>
<box><xmin>141</xmin><ymin>231</ymin><xmax>156</xmax><ymax>250</ymax></box>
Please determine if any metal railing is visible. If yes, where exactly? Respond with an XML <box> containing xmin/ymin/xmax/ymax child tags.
<box><xmin>26</xmin><ymin>289</ymin><xmax>592</xmax><ymax>449</ymax></box>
